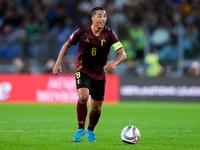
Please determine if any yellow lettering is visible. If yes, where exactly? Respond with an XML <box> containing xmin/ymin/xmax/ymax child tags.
<box><xmin>76</xmin><ymin>72</ymin><xmax>81</xmax><ymax>79</ymax></box>
<box><xmin>91</xmin><ymin>47</ymin><xmax>97</xmax><ymax>56</ymax></box>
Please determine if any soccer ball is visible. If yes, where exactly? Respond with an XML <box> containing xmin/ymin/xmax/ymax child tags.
<box><xmin>121</xmin><ymin>125</ymin><xmax>140</xmax><ymax>144</ymax></box>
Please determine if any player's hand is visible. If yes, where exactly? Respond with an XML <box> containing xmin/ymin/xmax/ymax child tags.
<box><xmin>53</xmin><ymin>64</ymin><xmax>62</xmax><ymax>75</ymax></box>
<box><xmin>104</xmin><ymin>62</ymin><xmax>117</xmax><ymax>72</ymax></box>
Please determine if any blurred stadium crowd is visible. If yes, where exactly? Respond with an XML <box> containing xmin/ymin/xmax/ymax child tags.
<box><xmin>0</xmin><ymin>0</ymin><xmax>200</xmax><ymax>77</ymax></box>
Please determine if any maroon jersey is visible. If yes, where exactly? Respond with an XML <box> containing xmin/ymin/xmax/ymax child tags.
<box><xmin>67</xmin><ymin>25</ymin><xmax>121</xmax><ymax>80</ymax></box>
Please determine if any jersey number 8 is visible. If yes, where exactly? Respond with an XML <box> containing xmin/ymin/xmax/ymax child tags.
<box><xmin>91</xmin><ymin>47</ymin><xmax>97</xmax><ymax>56</ymax></box>
<box><xmin>76</xmin><ymin>71</ymin><xmax>81</xmax><ymax>79</ymax></box>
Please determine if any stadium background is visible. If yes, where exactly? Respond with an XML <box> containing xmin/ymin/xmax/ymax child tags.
<box><xmin>0</xmin><ymin>0</ymin><xmax>200</xmax><ymax>103</ymax></box>
<box><xmin>0</xmin><ymin>1</ymin><xmax>200</xmax><ymax>150</ymax></box>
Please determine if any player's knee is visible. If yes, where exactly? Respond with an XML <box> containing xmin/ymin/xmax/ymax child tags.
<box><xmin>91</xmin><ymin>107</ymin><xmax>101</xmax><ymax>113</ymax></box>
<box><xmin>78</xmin><ymin>95</ymin><xmax>88</xmax><ymax>104</ymax></box>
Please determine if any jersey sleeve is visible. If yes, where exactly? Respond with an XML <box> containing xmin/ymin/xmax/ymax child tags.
<box><xmin>67</xmin><ymin>29</ymin><xmax>79</xmax><ymax>45</ymax></box>
<box><xmin>110</xmin><ymin>30</ymin><xmax>123</xmax><ymax>51</ymax></box>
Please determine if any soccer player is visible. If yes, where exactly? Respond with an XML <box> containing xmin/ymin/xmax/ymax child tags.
<box><xmin>53</xmin><ymin>7</ymin><xmax>126</xmax><ymax>142</ymax></box>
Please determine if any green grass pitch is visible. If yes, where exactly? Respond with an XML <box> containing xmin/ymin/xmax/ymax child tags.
<box><xmin>0</xmin><ymin>102</ymin><xmax>200</xmax><ymax>150</ymax></box>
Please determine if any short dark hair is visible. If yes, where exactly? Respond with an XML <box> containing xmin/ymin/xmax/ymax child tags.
<box><xmin>91</xmin><ymin>7</ymin><xmax>104</xmax><ymax>17</ymax></box>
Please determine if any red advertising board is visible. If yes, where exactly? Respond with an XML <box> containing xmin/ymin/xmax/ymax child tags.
<box><xmin>0</xmin><ymin>74</ymin><xmax>119</xmax><ymax>103</ymax></box>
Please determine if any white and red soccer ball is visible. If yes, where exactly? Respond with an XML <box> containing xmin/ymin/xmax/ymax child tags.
<box><xmin>121</xmin><ymin>125</ymin><xmax>141</xmax><ymax>144</ymax></box>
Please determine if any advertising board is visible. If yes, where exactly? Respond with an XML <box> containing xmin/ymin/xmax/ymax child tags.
<box><xmin>0</xmin><ymin>74</ymin><xmax>119</xmax><ymax>103</ymax></box>
<box><xmin>120</xmin><ymin>77</ymin><xmax>200</xmax><ymax>102</ymax></box>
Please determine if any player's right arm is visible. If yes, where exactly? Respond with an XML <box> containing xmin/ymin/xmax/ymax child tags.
<box><xmin>53</xmin><ymin>41</ymin><xmax>71</xmax><ymax>75</ymax></box>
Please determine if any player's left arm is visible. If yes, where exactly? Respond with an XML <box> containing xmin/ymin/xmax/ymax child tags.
<box><xmin>104</xmin><ymin>46</ymin><xmax>126</xmax><ymax>72</ymax></box>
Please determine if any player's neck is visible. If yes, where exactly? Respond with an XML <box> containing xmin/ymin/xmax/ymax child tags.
<box><xmin>91</xmin><ymin>25</ymin><xmax>103</xmax><ymax>36</ymax></box>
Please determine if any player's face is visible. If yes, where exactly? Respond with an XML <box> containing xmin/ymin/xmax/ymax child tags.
<box><xmin>92</xmin><ymin>10</ymin><xmax>107</xmax><ymax>29</ymax></box>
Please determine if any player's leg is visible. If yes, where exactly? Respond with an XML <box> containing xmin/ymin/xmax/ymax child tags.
<box><xmin>73</xmin><ymin>72</ymin><xmax>91</xmax><ymax>142</ymax></box>
<box><xmin>73</xmin><ymin>88</ymin><xmax>89</xmax><ymax>142</ymax></box>
<box><xmin>77</xmin><ymin>88</ymin><xmax>89</xmax><ymax>129</ymax></box>
<box><xmin>86</xmin><ymin>99</ymin><xmax>103</xmax><ymax>142</ymax></box>
<box><xmin>86</xmin><ymin>78</ymin><xmax>105</xmax><ymax>142</ymax></box>
<box><xmin>88</xmin><ymin>99</ymin><xmax>103</xmax><ymax>131</ymax></box>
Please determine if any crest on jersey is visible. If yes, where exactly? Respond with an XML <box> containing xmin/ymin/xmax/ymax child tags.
<box><xmin>101</xmin><ymin>39</ymin><xmax>106</xmax><ymax>46</ymax></box>
<box><xmin>77</xmin><ymin>79</ymin><xmax>81</xmax><ymax>84</ymax></box>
